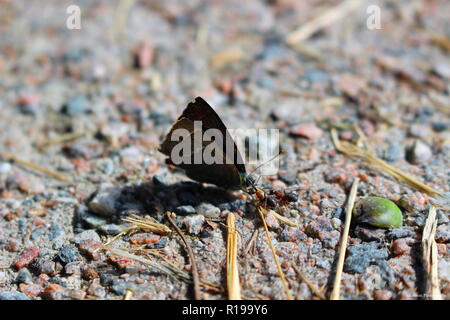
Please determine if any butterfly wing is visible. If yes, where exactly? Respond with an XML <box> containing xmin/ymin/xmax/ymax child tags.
<box><xmin>160</xmin><ymin>97</ymin><xmax>247</xmax><ymax>188</ymax></box>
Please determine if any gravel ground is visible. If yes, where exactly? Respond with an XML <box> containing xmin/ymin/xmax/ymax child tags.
<box><xmin>0</xmin><ymin>0</ymin><xmax>448</xmax><ymax>300</ymax></box>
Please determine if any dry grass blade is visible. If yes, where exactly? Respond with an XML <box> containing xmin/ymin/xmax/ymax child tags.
<box><xmin>330</xmin><ymin>129</ymin><xmax>448</xmax><ymax>208</ymax></box>
<box><xmin>422</xmin><ymin>206</ymin><xmax>442</xmax><ymax>300</ymax></box>
<box><xmin>36</xmin><ymin>130</ymin><xmax>87</xmax><ymax>150</ymax></box>
<box><xmin>242</xmin><ymin>229</ymin><xmax>258</xmax><ymax>257</ymax></box>
<box><xmin>124</xmin><ymin>290</ymin><xmax>133</xmax><ymax>300</ymax></box>
<box><xmin>122</xmin><ymin>214</ymin><xmax>172</xmax><ymax>235</ymax></box>
<box><xmin>226</xmin><ymin>213</ymin><xmax>241</xmax><ymax>300</ymax></box>
<box><xmin>166</xmin><ymin>211</ymin><xmax>201</xmax><ymax>300</ymax></box>
<box><xmin>209</xmin><ymin>47</ymin><xmax>243</xmax><ymax>67</ymax></box>
<box><xmin>294</xmin><ymin>266</ymin><xmax>326</xmax><ymax>300</ymax></box>
<box><xmin>256</xmin><ymin>205</ymin><xmax>293</xmax><ymax>300</ymax></box>
<box><xmin>266</xmin><ymin>208</ymin><xmax>298</xmax><ymax>227</ymax></box>
<box><xmin>1</xmin><ymin>153</ymin><xmax>71</xmax><ymax>182</ymax></box>
<box><xmin>286</xmin><ymin>0</ymin><xmax>361</xmax><ymax>45</ymax></box>
<box><xmin>94</xmin><ymin>214</ymin><xmax>172</xmax><ymax>253</ymax></box>
<box><xmin>330</xmin><ymin>177</ymin><xmax>359</xmax><ymax>300</ymax></box>
<box><xmin>108</xmin><ymin>248</ymin><xmax>221</xmax><ymax>292</ymax></box>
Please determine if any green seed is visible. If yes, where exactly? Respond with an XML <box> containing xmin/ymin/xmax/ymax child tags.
<box><xmin>353</xmin><ymin>196</ymin><xmax>403</xmax><ymax>228</ymax></box>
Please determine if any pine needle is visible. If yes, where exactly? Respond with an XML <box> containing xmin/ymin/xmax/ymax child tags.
<box><xmin>226</xmin><ymin>213</ymin><xmax>241</xmax><ymax>300</ymax></box>
<box><xmin>1</xmin><ymin>153</ymin><xmax>71</xmax><ymax>182</ymax></box>
<box><xmin>166</xmin><ymin>211</ymin><xmax>201</xmax><ymax>300</ymax></box>
<box><xmin>330</xmin><ymin>129</ymin><xmax>448</xmax><ymax>209</ymax></box>
<box><xmin>256</xmin><ymin>205</ymin><xmax>293</xmax><ymax>300</ymax></box>
<box><xmin>422</xmin><ymin>206</ymin><xmax>442</xmax><ymax>300</ymax></box>
<box><xmin>330</xmin><ymin>177</ymin><xmax>359</xmax><ymax>300</ymax></box>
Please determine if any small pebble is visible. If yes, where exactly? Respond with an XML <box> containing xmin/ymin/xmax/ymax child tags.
<box><xmin>147</xmin><ymin>237</ymin><xmax>169</xmax><ymax>249</ymax></box>
<box><xmin>64</xmin><ymin>261</ymin><xmax>84</xmax><ymax>275</ymax></box>
<box><xmin>88</xmin><ymin>183</ymin><xmax>122</xmax><ymax>217</ymax></box>
<box><xmin>406</xmin><ymin>140</ymin><xmax>432</xmax><ymax>164</ymax></box>
<box><xmin>195</xmin><ymin>203</ymin><xmax>220</xmax><ymax>217</ymax></box>
<box><xmin>392</xmin><ymin>239</ymin><xmax>411</xmax><ymax>256</ymax></box>
<box><xmin>0</xmin><ymin>291</ymin><xmax>30</xmax><ymax>300</ymax></box>
<box><xmin>374</xmin><ymin>289</ymin><xmax>394</xmax><ymax>300</ymax></box>
<box><xmin>290</xmin><ymin>124</ymin><xmax>322</xmax><ymax>140</ymax></box>
<box><xmin>175</xmin><ymin>205</ymin><xmax>196</xmax><ymax>215</ymax></box>
<box><xmin>87</xmin><ymin>282</ymin><xmax>106</xmax><ymax>298</ymax></box>
<box><xmin>15</xmin><ymin>268</ymin><xmax>33</xmax><ymax>284</ymax></box>
<box><xmin>183</xmin><ymin>215</ymin><xmax>205</xmax><ymax>235</ymax></box>
<box><xmin>385</xmin><ymin>144</ymin><xmax>405</xmax><ymax>161</ymax></box>
<box><xmin>14</xmin><ymin>247</ymin><xmax>39</xmax><ymax>270</ymax></box>
<box><xmin>57</xmin><ymin>245</ymin><xmax>79</xmax><ymax>265</ymax></box>
<box><xmin>61</xmin><ymin>95</ymin><xmax>89</xmax><ymax>117</ymax></box>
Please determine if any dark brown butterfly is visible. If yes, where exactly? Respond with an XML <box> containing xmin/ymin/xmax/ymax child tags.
<box><xmin>159</xmin><ymin>97</ymin><xmax>254</xmax><ymax>189</ymax></box>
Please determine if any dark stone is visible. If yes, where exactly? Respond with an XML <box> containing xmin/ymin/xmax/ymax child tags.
<box><xmin>218</xmin><ymin>199</ymin><xmax>246</xmax><ymax>212</ymax></box>
<box><xmin>200</xmin><ymin>228</ymin><xmax>212</xmax><ymax>238</ymax></box>
<box><xmin>332</xmin><ymin>207</ymin><xmax>344</xmax><ymax>220</ymax></box>
<box><xmin>174</xmin><ymin>205</ymin><xmax>196</xmax><ymax>215</ymax></box>
<box><xmin>147</xmin><ymin>237</ymin><xmax>169</xmax><ymax>249</ymax></box>
<box><xmin>375</xmin><ymin>260</ymin><xmax>396</xmax><ymax>286</ymax></box>
<box><xmin>15</xmin><ymin>268</ymin><xmax>32</xmax><ymax>284</ymax></box>
<box><xmin>432</xmin><ymin>121</ymin><xmax>449</xmax><ymax>132</ymax></box>
<box><xmin>57</xmin><ymin>245</ymin><xmax>79</xmax><ymax>265</ymax></box>
<box><xmin>344</xmin><ymin>242</ymin><xmax>389</xmax><ymax>274</ymax></box>
<box><xmin>100</xmin><ymin>273</ymin><xmax>114</xmax><ymax>287</ymax></box>
<box><xmin>385</xmin><ymin>229</ymin><xmax>414</xmax><ymax>241</ymax></box>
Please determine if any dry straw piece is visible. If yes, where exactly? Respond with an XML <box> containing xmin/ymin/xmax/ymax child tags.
<box><xmin>122</xmin><ymin>214</ymin><xmax>172</xmax><ymax>235</ymax></box>
<box><xmin>36</xmin><ymin>130</ymin><xmax>87</xmax><ymax>150</ymax></box>
<box><xmin>330</xmin><ymin>177</ymin><xmax>359</xmax><ymax>300</ymax></box>
<box><xmin>294</xmin><ymin>266</ymin><xmax>326</xmax><ymax>300</ymax></box>
<box><xmin>166</xmin><ymin>211</ymin><xmax>201</xmax><ymax>300</ymax></box>
<box><xmin>1</xmin><ymin>153</ymin><xmax>71</xmax><ymax>182</ymax></box>
<box><xmin>108</xmin><ymin>248</ymin><xmax>221</xmax><ymax>293</ymax></box>
<box><xmin>286</xmin><ymin>0</ymin><xmax>362</xmax><ymax>45</ymax></box>
<box><xmin>330</xmin><ymin>129</ymin><xmax>449</xmax><ymax>209</ymax></box>
<box><xmin>209</xmin><ymin>47</ymin><xmax>243</xmax><ymax>68</ymax></box>
<box><xmin>421</xmin><ymin>206</ymin><xmax>442</xmax><ymax>300</ymax></box>
<box><xmin>226</xmin><ymin>213</ymin><xmax>241</xmax><ymax>300</ymax></box>
<box><xmin>266</xmin><ymin>208</ymin><xmax>298</xmax><ymax>227</ymax></box>
<box><xmin>256</xmin><ymin>205</ymin><xmax>293</xmax><ymax>300</ymax></box>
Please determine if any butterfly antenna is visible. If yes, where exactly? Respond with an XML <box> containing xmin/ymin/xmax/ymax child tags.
<box><xmin>249</xmin><ymin>148</ymin><xmax>284</xmax><ymax>175</ymax></box>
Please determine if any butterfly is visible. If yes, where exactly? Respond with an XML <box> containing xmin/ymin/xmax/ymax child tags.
<box><xmin>159</xmin><ymin>97</ymin><xmax>255</xmax><ymax>189</ymax></box>
<box><xmin>159</xmin><ymin>97</ymin><xmax>295</xmax><ymax>299</ymax></box>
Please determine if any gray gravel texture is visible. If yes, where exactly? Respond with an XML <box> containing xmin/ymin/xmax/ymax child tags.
<box><xmin>0</xmin><ymin>0</ymin><xmax>449</xmax><ymax>300</ymax></box>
